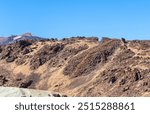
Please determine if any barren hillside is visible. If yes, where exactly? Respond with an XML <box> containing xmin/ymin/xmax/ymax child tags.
<box><xmin>0</xmin><ymin>37</ymin><xmax>149</xmax><ymax>96</ymax></box>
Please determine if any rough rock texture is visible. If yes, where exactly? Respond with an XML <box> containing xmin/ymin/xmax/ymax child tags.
<box><xmin>63</xmin><ymin>39</ymin><xmax>121</xmax><ymax>78</ymax></box>
<box><xmin>0</xmin><ymin>40</ymin><xmax>32</xmax><ymax>62</ymax></box>
<box><xmin>0</xmin><ymin>37</ymin><xmax>149</xmax><ymax>97</ymax></box>
<box><xmin>30</xmin><ymin>43</ymin><xmax>64</xmax><ymax>70</ymax></box>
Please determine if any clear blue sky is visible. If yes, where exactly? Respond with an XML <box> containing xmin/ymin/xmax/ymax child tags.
<box><xmin>0</xmin><ymin>0</ymin><xmax>150</xmax><ymax>40</ymax></box>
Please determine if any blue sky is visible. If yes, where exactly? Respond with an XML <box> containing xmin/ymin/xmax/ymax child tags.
<box><xmin>0</xmin><ymin>0</ymin><xmax>150</xmax><ymax>40</ymax></box>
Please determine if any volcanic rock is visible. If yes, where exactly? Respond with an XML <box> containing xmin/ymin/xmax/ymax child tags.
<box><xmin>0</xmin><ymin>36</ymin><xmax>149</xmax><ymax>97</ymax></box>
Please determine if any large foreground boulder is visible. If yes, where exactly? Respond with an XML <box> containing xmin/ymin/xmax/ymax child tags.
<box><xmin>0</xmin><ymin>87</ymin><xmax>66</xmax><ymax>97</ymax></box>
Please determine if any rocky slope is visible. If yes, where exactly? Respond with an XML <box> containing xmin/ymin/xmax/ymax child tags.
<box><xmin>0</xmin><ymin>36</ymin><xmax>149</xmax><ymax>97</ymax></box>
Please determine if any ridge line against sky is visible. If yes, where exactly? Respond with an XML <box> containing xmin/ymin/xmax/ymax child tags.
<box><xmin>0</xmin><ymin>0</ymin><xmax>150</xmax><ymax>40</ymax></box>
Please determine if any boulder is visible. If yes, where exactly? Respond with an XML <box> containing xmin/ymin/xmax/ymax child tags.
<box><xmin>6</xmin><ymin>56</ymin><xmax>15</xmax><ymax>62</ymax></box>
<box><xmin>19</xmin><ymin>80</ymin><xmax>33</xmax><ymax>88</ymax></box>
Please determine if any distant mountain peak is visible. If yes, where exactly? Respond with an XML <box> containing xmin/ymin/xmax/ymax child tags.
<box><xmin>0</xmin><ymin>33</ymin><xmax>45</xmax><ymax>45</ymax></box>
<box><xmin>22</xmin><ymin>33</ymin><xmax>32</xmax><ymax>37</ymax></box>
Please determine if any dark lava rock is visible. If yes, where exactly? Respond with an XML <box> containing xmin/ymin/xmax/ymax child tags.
<box><xmin>121</xmin><ymin>38</ymin><xmax>127</xmax><ymax>44</ymax></box>
<box><xmin>15</xmin><ymin>40</ymin><xmax>32</xmax><ymax>50</ymax></box>
<box><xmin>6</xmin><ymin>56</ymin><xmax>15</xmax><ymax>62</ymax></box>
<box><xmin>108</xmin><ymin>76</ymin><xmax>117</xmax><ymax>84</ymax></box>
<box><xmin>16</xmin><ymin>78</ymin><xmax>22</xmax><ymax>81</ymax></box>
<box><xmin>64</xmin><ymin>40</ymin><xmax>121</xmax><ymax>78</ymax></box>
<box><xmin>19</xmin><ymin>80</ymin><xmax>33</xmax><ymax>88</ymax></box>
<box><xmin>133</xmin><ymin>69</ymin><xmax>142</xmax><ymax>81</ymax></box>
<box><xmin>60</xmin><ymin>44</ymin><xmax>89</xmax><ymax>59</ymax></box>
<box><xmin>30</xmin><ymin>44</ymin><xmax>64</xmax><ymax>70</ymax></box>
<box><xmin>22</xmin><ymin>47</ymin><xmax>31</xmax><ymax>55</ymax></box>
<box><xmin>62</xmin><ymin>95</ymin><xmax>68</xmax><ymax>97</ymax></box>
<box><xmin>0</xmin><ymin>75</ymin><xmax>8</xmax><ymax>85</ymax></box>
<box><xmin>15</xmin><ymin>58</ymin><xmax>26</xmax><ymax>65</ymax></box>
<box><xmin>53</xmin><ymin>93</ymin><xmax>61</xmax><ymax>97</ymax></box>
<box><xmin>18</xmin><ymin>73</ymin><xmax>40</xmax><ymax>89</ymax></box>
<box><xmin>0</xmin><ymin>46</ymin><xmax>11</xmax><ymax>60</ymax></box>
<box><xmin>119</xmin><ymin>79</ymin><xmax>126</xmax><ymax>85</ymax></box>
<box><xmin>0</xmin><ymin>46</ymin><xmax>2</xmax><ymax>53</ymax></box>
<box><xmin>53</xmin><ymin>44</ymin><xmax>64</xmax><ymax>53</ymax></box>
<box><xmin>0</xmin><ymin>40</ymin><xmax>32</xmax><ymax>62</ymax></box>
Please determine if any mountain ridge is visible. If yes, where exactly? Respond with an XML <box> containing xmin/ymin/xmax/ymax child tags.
<box><xmin>0</xmin><ymin>36</ymin><xmax>149</xmax><ymax>96</ymax></box>
<box><xmin>0</xmin><ymin>33</ymin><xmax>47</xmax><ymax>45</ymax></box>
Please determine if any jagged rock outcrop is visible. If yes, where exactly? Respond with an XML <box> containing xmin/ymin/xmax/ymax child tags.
<box><xmin>0</xmin><ymin>36</ymin><xmax>149</xmax><ymax>97</ymax></box>
<box><xmin>0</xmin><ymin>40</ymin><xmax>33</xmax><ymax>62</ymax></box>
<box><xmin>63</xmin><ymin>39</ymin><xmax>121</xmax><ymax>78</ymax></box>
<box><xmin>30</xmin><ymin>43</ymin><xmax>64</xmax><ymax>70</ymax></box>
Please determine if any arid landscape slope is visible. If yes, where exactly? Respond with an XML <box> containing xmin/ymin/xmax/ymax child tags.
<box><xmin>0</xmin><ymin>36</ymin><xmax>150</xmax><ymax>96</ymax></box>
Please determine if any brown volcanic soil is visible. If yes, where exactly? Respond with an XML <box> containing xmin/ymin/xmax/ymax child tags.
<box><xmin>0</xmin><ymin>37</ymin><xmax>150</xmax><ymax>97</ymax></box>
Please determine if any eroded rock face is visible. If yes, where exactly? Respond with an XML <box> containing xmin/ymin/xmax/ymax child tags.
<box><xmin>22</xmin><ymin>47</ymin><xmax>31</xmax><ymax>55</ymax></box>
<box><xmin>0</xmin><ymin>37</ymin><xmax>149</xmax><ymax>97</ymax></box>
<box><xmin>0</xmin><ymin>40</ymin><xmax>33</xmax><ymax>62</ymax></box>
<box><xmin>63</xmin><ymin>40</ymin><xmax>121</xmax><ymax>78</ymax></box>
<box><xmin>0</xmin><ymin>68</ymin><xmax>14</xmax><ymax>87</ymax></box>
<box><xmin>0</xmin><ymin>46</ymin><xmax>2</xmax><ymax>53</ymax></box>
<box><xmin>30</xmin><ymin>44</ymin><xmax>64</xmax><ymax>70</ymax></box>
